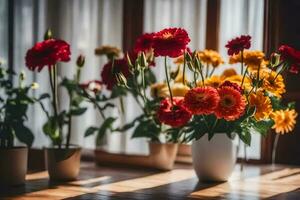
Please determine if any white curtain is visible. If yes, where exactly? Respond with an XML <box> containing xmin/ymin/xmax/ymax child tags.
<box><xmin>219</xmin><ymin>0</ymin><xmax>264</xmax><ymax>159</ymax></box>
<box><xmin>144</xmin><ymin>0</ymin><xmax>208</xmax><ymax>81</ymax></box>
<box><xmin>10</xmin><ymin>0</ymin><xmax>125</xmax><ymax>151</ymax></box>
<box><xmin>0</xmin><ymin>0</ymin><xmax>8</xmax><ymax>64</ymax></box>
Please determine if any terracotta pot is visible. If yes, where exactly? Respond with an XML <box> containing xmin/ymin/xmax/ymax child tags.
<box><xmin>149</xmin><ymin>142</ymin><xmax>178</xmax><ymax>170</ymax></box>
<box><xmin>45</xmin><ymin>146</ymin><xmax>81</xmax><ymax>181</ymax></box>
<box><xmin>175</xmin><ymin>144</ymin><xmax>192</xmax><ymax>164</ymax></box>
<box><xmin>0</xmin><ymin>147</ymin><xmax>28</xmax><ymax>186</ymax></box>
<box><xmin>192</xmin><ymin>133</ymin><xmax>237</xmax><ymax>182</ymax></box>
<box><xmin>94</xmin><ymin>142</ymin><xmax>178</xmax><ymax>170</ymax></box>
<box><xmin>177</xmin><ymin>144</ymin><xmax>192</xmax><ymax>156</ymax></box>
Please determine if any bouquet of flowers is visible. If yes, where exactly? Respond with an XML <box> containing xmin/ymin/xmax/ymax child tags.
<box><xmin>117</xmin><ymin>28</ymin><xmax>298</xmax><ymax>148</ymax></box>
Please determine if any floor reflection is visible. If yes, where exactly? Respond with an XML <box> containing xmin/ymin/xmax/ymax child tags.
<box><xmin>190</xmin><ymin>167</ymin><xmax>300</xmax><ymax>199</ymax></box>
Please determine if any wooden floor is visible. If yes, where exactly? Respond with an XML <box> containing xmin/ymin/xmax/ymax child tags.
<box><xmin>1</xmin><ymin>162</ymin><xmax>300</xmax><ymax>199</ymax></box>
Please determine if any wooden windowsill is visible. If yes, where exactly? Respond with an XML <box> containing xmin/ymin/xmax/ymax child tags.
<box><xmin>3</xmin><ymin>161</ymin><xmax>300</xmax><ymax>199</ymax></box>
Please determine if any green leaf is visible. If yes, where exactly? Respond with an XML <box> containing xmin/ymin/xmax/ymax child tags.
<box><xmin>237</xmin><ymin>124</ymin><xmax>251</xmax><ymax>146</ymax></box>
<box><xmin>269</xmin><ymin>96</ymin><xmax>284</xmax><ymax>110</ymax></box>
<box><xmin>84</xmin><ymin>126</ymin><xmax>98</xmax><ymax>137</ymax></box>
<box><xmin>38</xmin><ymin>93</ymin><xmax>50</xmax><ymax>100</ymax></box>
<box><xmin>70</xmin><ymin>107</ymin><xmax>87</xmax><ymax>115</ymax></box>
<box><xmin>288</xmin><ymin>102</ymin><xmax>296</xmax><ymax>109</ymax></box>
<box><xmin>252</xmin><ymin>119</ymin><xmax>274</xmax><ymax>136</ymax></box>
<box><xmin>14</xmin><ymin>125</ymin><xmax>34</xmax><ymax>147</ymax></box>
<box><xmin>132</xmin><ymin>119</ymin><xmax>160</xmax><ymax>140</ymax></box>
<box><xmin>96</xmin><ymin>117</ymin><xmax>116</xmax><ymax>145</ymax></box>
<box><xmin>144</xmin><ymin>69</ymin><xmax>156</xmax><ymax>86</ymax></box>
<box><xmin>42</xmin><ymin>117</ymin><xmax>60</xmax><ymax>142</ymax></box>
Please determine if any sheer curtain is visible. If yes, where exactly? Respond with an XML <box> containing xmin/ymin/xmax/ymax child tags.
<box><xmin>144</xmin><ymin>0</ymin><xmax>207</xmax><ymax>81</ymax></box>
<box><xmin>10</xmin><ymin>0</ymin><xmax>125</xmax><ymax>151</ymax></box>
<box><xmin>0</xmin><ymin>0</ymin><xmax>8</xmax><ymax>64</ymax></box>
<box><xmin>218</xmin><ymin>0</ymin><xmax>264</xmax><ymax>159</ymax></box>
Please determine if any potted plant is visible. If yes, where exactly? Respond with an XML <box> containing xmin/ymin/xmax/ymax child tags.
<box><xmin>156</xmin><ymin>34</ymin><xmax>297</xmax><ymax>182</ymax></box>
<box><xmin>0</xmin><ymin>65</ymin><xmax>37</xmax><ymax>186</ymax></box>
<box><xmin>25</xmin><ymin>30</ymin><xmax>87</xmax><ymax>181</ymax></box>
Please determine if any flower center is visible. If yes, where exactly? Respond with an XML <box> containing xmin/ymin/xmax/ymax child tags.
<box><xmin>222</xmin><ymin>95</ymin><xmax>235</xmax><ymax>107</ymax></box>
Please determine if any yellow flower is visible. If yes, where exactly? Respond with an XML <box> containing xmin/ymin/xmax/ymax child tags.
<box><xmin>249</xmin><ymin>91</ymin><xmax>273</xmax><ymax>121</ymax></box>
<box><xmin>221</xmin><ymin>68</ymin><xmax>238</xmax><ymax>78</ymax></box>
<box><xmin>271</xmin><ymin>109</ymin><xmax>298</xmax><ymax>134</ymax></box>
<box><xmin>202</xmin><ymin>75</ymin><xmax>224</xmax><ymax>88</ymax></box>
<box><xmin>224</xmin><ymin>75</ymin><xmax>252</xmax><ymax>91</ymax></box>
<box><xmin>150</xmin><ymin>83</ymin><xmax>168</xmax><ymax>98</ymax></box>
<box><xmin>95</xmin><ymin>45</ymin><xmax>121</xmax><ymax>58</ymax></box>
<box><xmin>229</xmin><ymin>50</ymin><xmax>266</xmax><ymax>70</ymax></box>
<box><xmin>197</xmin><ymin>50</ymin><xmax>224</xmax><ymax>67</ymax></box>
<box><xmin>150</xmin><ymin>83</ymin><xmax>189</xmax><ymax>98</ymax></box>
<box><xmin>170</xmin><ymin>83</ymin><xmax>190</xmax><ymax>97</ymax></box>
<box><xmin>262</xmin><ymin>71</ymin><xmax>286</xmax><ymax>98</ymax></box>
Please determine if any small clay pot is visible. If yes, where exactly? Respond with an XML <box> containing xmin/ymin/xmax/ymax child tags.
<box><xmin>148</xmin><ymin>142</ymin><xmax>178</xmax><ymax>170</ymax></box>
<box><xmin>0</xmin><ymin>147</ymin><xmax>28</xmax><ymax>186</ymax></box>
<box><xmin>177</xmin><ymin>144</ymin><xmax>192</xmax><ymax>156</ymax></box>
<box><xmin>45</xmin><ymin>146</ymin><xmax>81</xmax><ymax>181</ymax></box>
<box><xmin>94</xmin><ymin>142</ymin><xmax>178</xmax><ymax>170</ymax></box>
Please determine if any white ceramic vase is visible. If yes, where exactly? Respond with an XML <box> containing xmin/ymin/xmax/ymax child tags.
<box><xmin>192</xmin><ymin>133</ymin><xmax>237</xmax><ymax>182</ymax></box>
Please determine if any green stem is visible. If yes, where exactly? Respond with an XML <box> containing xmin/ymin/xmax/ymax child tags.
<box><xmin>182</xmin><ymin>52</ymin><xmax>186</xmax><ymax>85</ymax></box>
<box><xmin>49</xmin><ymin>66</ymin><xmax>61</xmax><ymax>148</ymax></box>
<box><xmin>240</xmin><ymin>50</ymin><xmax>244</xmax><ymax>75</ymax></box>
<box><xmin>119</xmin><ymin>96</ymin><xmax>125</xmax><ymax>114</ymax></box>
<box><xmin>66</xmin><ymin>95</ymin><xmax>72</xmax><ymax>149</ymax></box>
<box><xmin>164</xmin><ymin>57</ymin><xmax>173</xmax><ymax>105</ymax></box>
<box><xmin>84</xmin><ymin>90</ymin><xmax>106</xmax><ymax>120</ymax></box>
<box><xmin>240</xmin><ymin>65</ymin><xmax>249</xmax><ymax>88</ymax></box>
<box><xmin>209</xmin><ymin>67</ymin><xmax>216</xmax><ymax>77</ymax></box>
<box><xmin>193</xmin><ymin>71</ymin><xmax>197</xmax><ymax>86</ymax></box>
<box><xmin>206</xmin><ymin>63</ymin><xmax>209</xmax><ymax>78</ymax></box>
<box><xmin>273</xmin><ymin>63</ymin><xmax>286</xmax><ymax>82</ymax></box>
<box><xmin>141</xmin><ymin>69</ymin><xmax>147</xmax><ymax>103</ymax></box>
<box><xmin>272</xmin><ymin>134</ymin><xmax>280</xmax><ymax>165</ymax></box>
<box><xmin>255</xmin><ymin>63</ymin><xmax>261</xmax><ymax>92</ymax></box>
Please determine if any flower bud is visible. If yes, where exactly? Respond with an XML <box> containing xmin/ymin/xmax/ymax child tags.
<box><xmin>116</xmin><ymin>73</ymin><xmax>128</xmax><ymax>87</ymax></box>
<box><xmin>19</xmin><ymin>71</ymin><xmax>26</xmax><ymax>81</ymax></box>
<box><xmin>76</xmin><ymin>54</ymin><xmax>85</xmax><ymax>68</ymax></box>
<box><xmin>31</xmin><ymin>82</ymin><xmax>39</xmax><ymax>89</ymax></box>
<box><xmin>185</xmin><ymin>51</ymin><xmax>193</xmax><ymax>62</ymax></box>
<box><xmin>140</xmin><ymin>52</ymin><xmax>148</xmax><ymax>68</ymax></box>
<box><xmin>270</xmin><ymin>53</ymin><xmax>280</xmax><ymax>67</ymax></box>
<box><xmin>44</xmin><ymin>29</ymin><xmax>53</xmax><ymax>40</ymax></box>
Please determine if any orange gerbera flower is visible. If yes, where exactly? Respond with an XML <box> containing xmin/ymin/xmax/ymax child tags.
<box><xmin>215</xmin><ymin>86</ymin><xmax>246</xmax><ymax>121</ymax></box>
<box><xmin>184</xmin><ymin>86</ymin><xmax>220</xmax><ymax>115</ymax></box>
<box><xmin>271</xmin><ymin>109</ymin><xmax>298</xmax><ymax>134</ymax></box>
<box><xmin>249</xmin><ymin>91</ymin><xmax>272</xmax><ymax>121</ymax></box>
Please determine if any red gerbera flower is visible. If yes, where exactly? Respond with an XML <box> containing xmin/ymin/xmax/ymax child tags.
<box><xmin>215</xmin><ymin>86</ymin><xmax>246</xmax><ymax>121</ymax></box>
<box><xmin>152</xmin><ymin>28</ymin><xmax>190</xmax><ymax>58</ymax></box>
<box><xmin>157</xmin><ymin>97</ymin><xmax>192</xmax><ymax>127</ymax></box>
<box><xmin>278</xmin><ymin>45</ymin><xmax>300</xmax><ymax>74</ymax></box>
<box><xmin>25</xmin><ymin>39</ymin><xmax>71</xmax><ymax>72</ymax></box>
<box><xmin>101</xmin><ymin>58</ymin><xmax>130</xmax><ymax>90</ymax></box>
<box><xmin>219</xmin><ymin>81</ymin><xmax>243</xmax><ymax>93</ymax></box>
<box><xmin>80</xmin><ymin>80</ymin><xmax>102</xmax><ymax>94</ymax></box>
<box><xmin>184</xmin><ymin>86</ymin><xmax>220</xmax><ymax>115</ymax></box>
<box><xmin>134</xmin><ymin>33</ymin><xmax>154</xmax><ymax>53</ymax></box>
<box><xmin>225</xmin><ymin>35</ymin><xmax>251</xmax><ymax>56</ymax></box>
